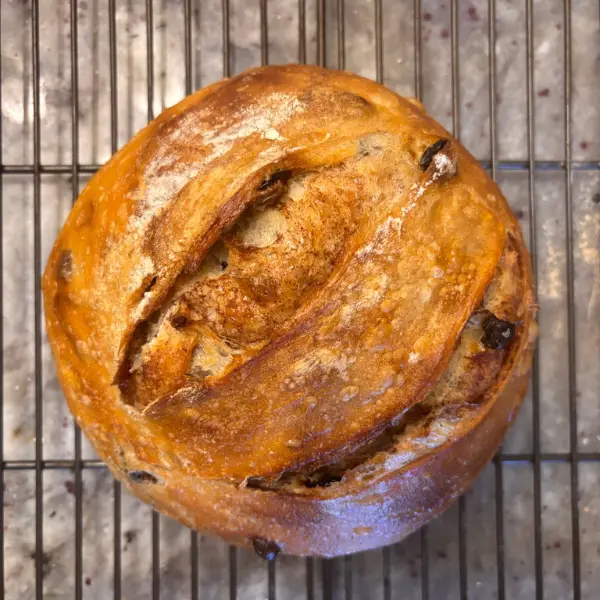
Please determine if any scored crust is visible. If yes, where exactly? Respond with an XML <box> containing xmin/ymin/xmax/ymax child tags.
<box><xmin>42</xmin><ymin>65</ymin><xmax>535</xmax><ymax>557</ymax></box>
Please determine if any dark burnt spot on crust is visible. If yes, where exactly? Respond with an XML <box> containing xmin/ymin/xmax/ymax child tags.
<box><xmin>419</xmin><ymin>139</ymin><xmax>449</xmax><ymax>171</ymax></box>
<box><xmin>245</xmin><ymin>469</ymin><xmax>343</xmax><ymax>491</ymax></box>
<box><xmin>482</xmin><ymin>313</ymin><xmax>516</xmax><ymax>349</ymax></box>
<box><xmin>258</xmin><ymin>169</ymin><xmax>292</xmax><ymax>191</ymax></box>
<box><xmin>304</xmin><ymin>473</ymin><xmax>343</xmax><ymax>488</ymax></box>
<box><xmin>419</xmin><ymin>138</ymin><xmax>458</xmax><ymax>181</ymax></box>
<box><xmin>145</xmin><ymin>276</ymin><xmax>158</xmax><ymax>294</ymax></box>
<box><xmin>128</xmin><ymin>470</ymin><xmax>159</xmax><ymax>484</ymax></box>
<box><xmin>253</xmin><ymin>170</ymin><xmax>293</xmax><ymax>210</ymax></box>
<box><xmin>170</xmin><ymin>313</ymin><xmax>189</xmax><ymax>329</ymax></box>
<box><xmin>251</xmin><ymin>537</ymin><xmax>281</xmax><ymax>561</ymax></box>
<box><xmin>57</xmin><ymin>249</ymin><xmax>73</xmax><ymax>281</ymax></box>
<box><xmin>244</xmin><ymin>476</ymin><xmax>264</xmax><ymax>489</ymax></box>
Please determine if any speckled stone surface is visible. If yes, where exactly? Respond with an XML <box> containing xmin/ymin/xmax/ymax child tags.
<box><xmin>1</xmin><ymin>0</ymin><xmax>599</xmax><ymax>598</ymax></box>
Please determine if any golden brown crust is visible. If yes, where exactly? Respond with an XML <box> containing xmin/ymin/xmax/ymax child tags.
<box><xmin>43</xmin><ymin>65</ymin><xmax>535</xmax><ymax>556</ymax></box>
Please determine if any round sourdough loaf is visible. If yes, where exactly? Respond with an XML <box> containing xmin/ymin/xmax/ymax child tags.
<box><xmin>43</xmin><ymin>65</ymin><xmax>536</xmax><ymax>557</ymax></box>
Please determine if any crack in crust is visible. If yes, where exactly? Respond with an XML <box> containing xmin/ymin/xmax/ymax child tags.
<box><xmin>241</xmin><ymin>234</ymin><xmax>526</xmax><ymax>492</ymax></box>
<box><xmin>108</xmin><ymin>125</ymin><xmax>504</xmax><ymax>482</ymax></box>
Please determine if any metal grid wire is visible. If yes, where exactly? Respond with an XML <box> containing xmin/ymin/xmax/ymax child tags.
<box><xmin>1</xmin><ymin>0</ymin><xmax>599</xmax><ymax>598</ymax></box>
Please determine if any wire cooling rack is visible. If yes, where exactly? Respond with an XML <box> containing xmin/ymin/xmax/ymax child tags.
<box><xmin>1</xmin><ymin>0</ymin><xmax>599</xmax><ymax>599</ymax></box>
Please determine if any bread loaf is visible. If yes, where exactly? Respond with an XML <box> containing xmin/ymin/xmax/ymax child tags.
<box><xmin>43</xmin><ymin>65</ymin><xmax>536</xmax><ymax>557</ymax></box>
